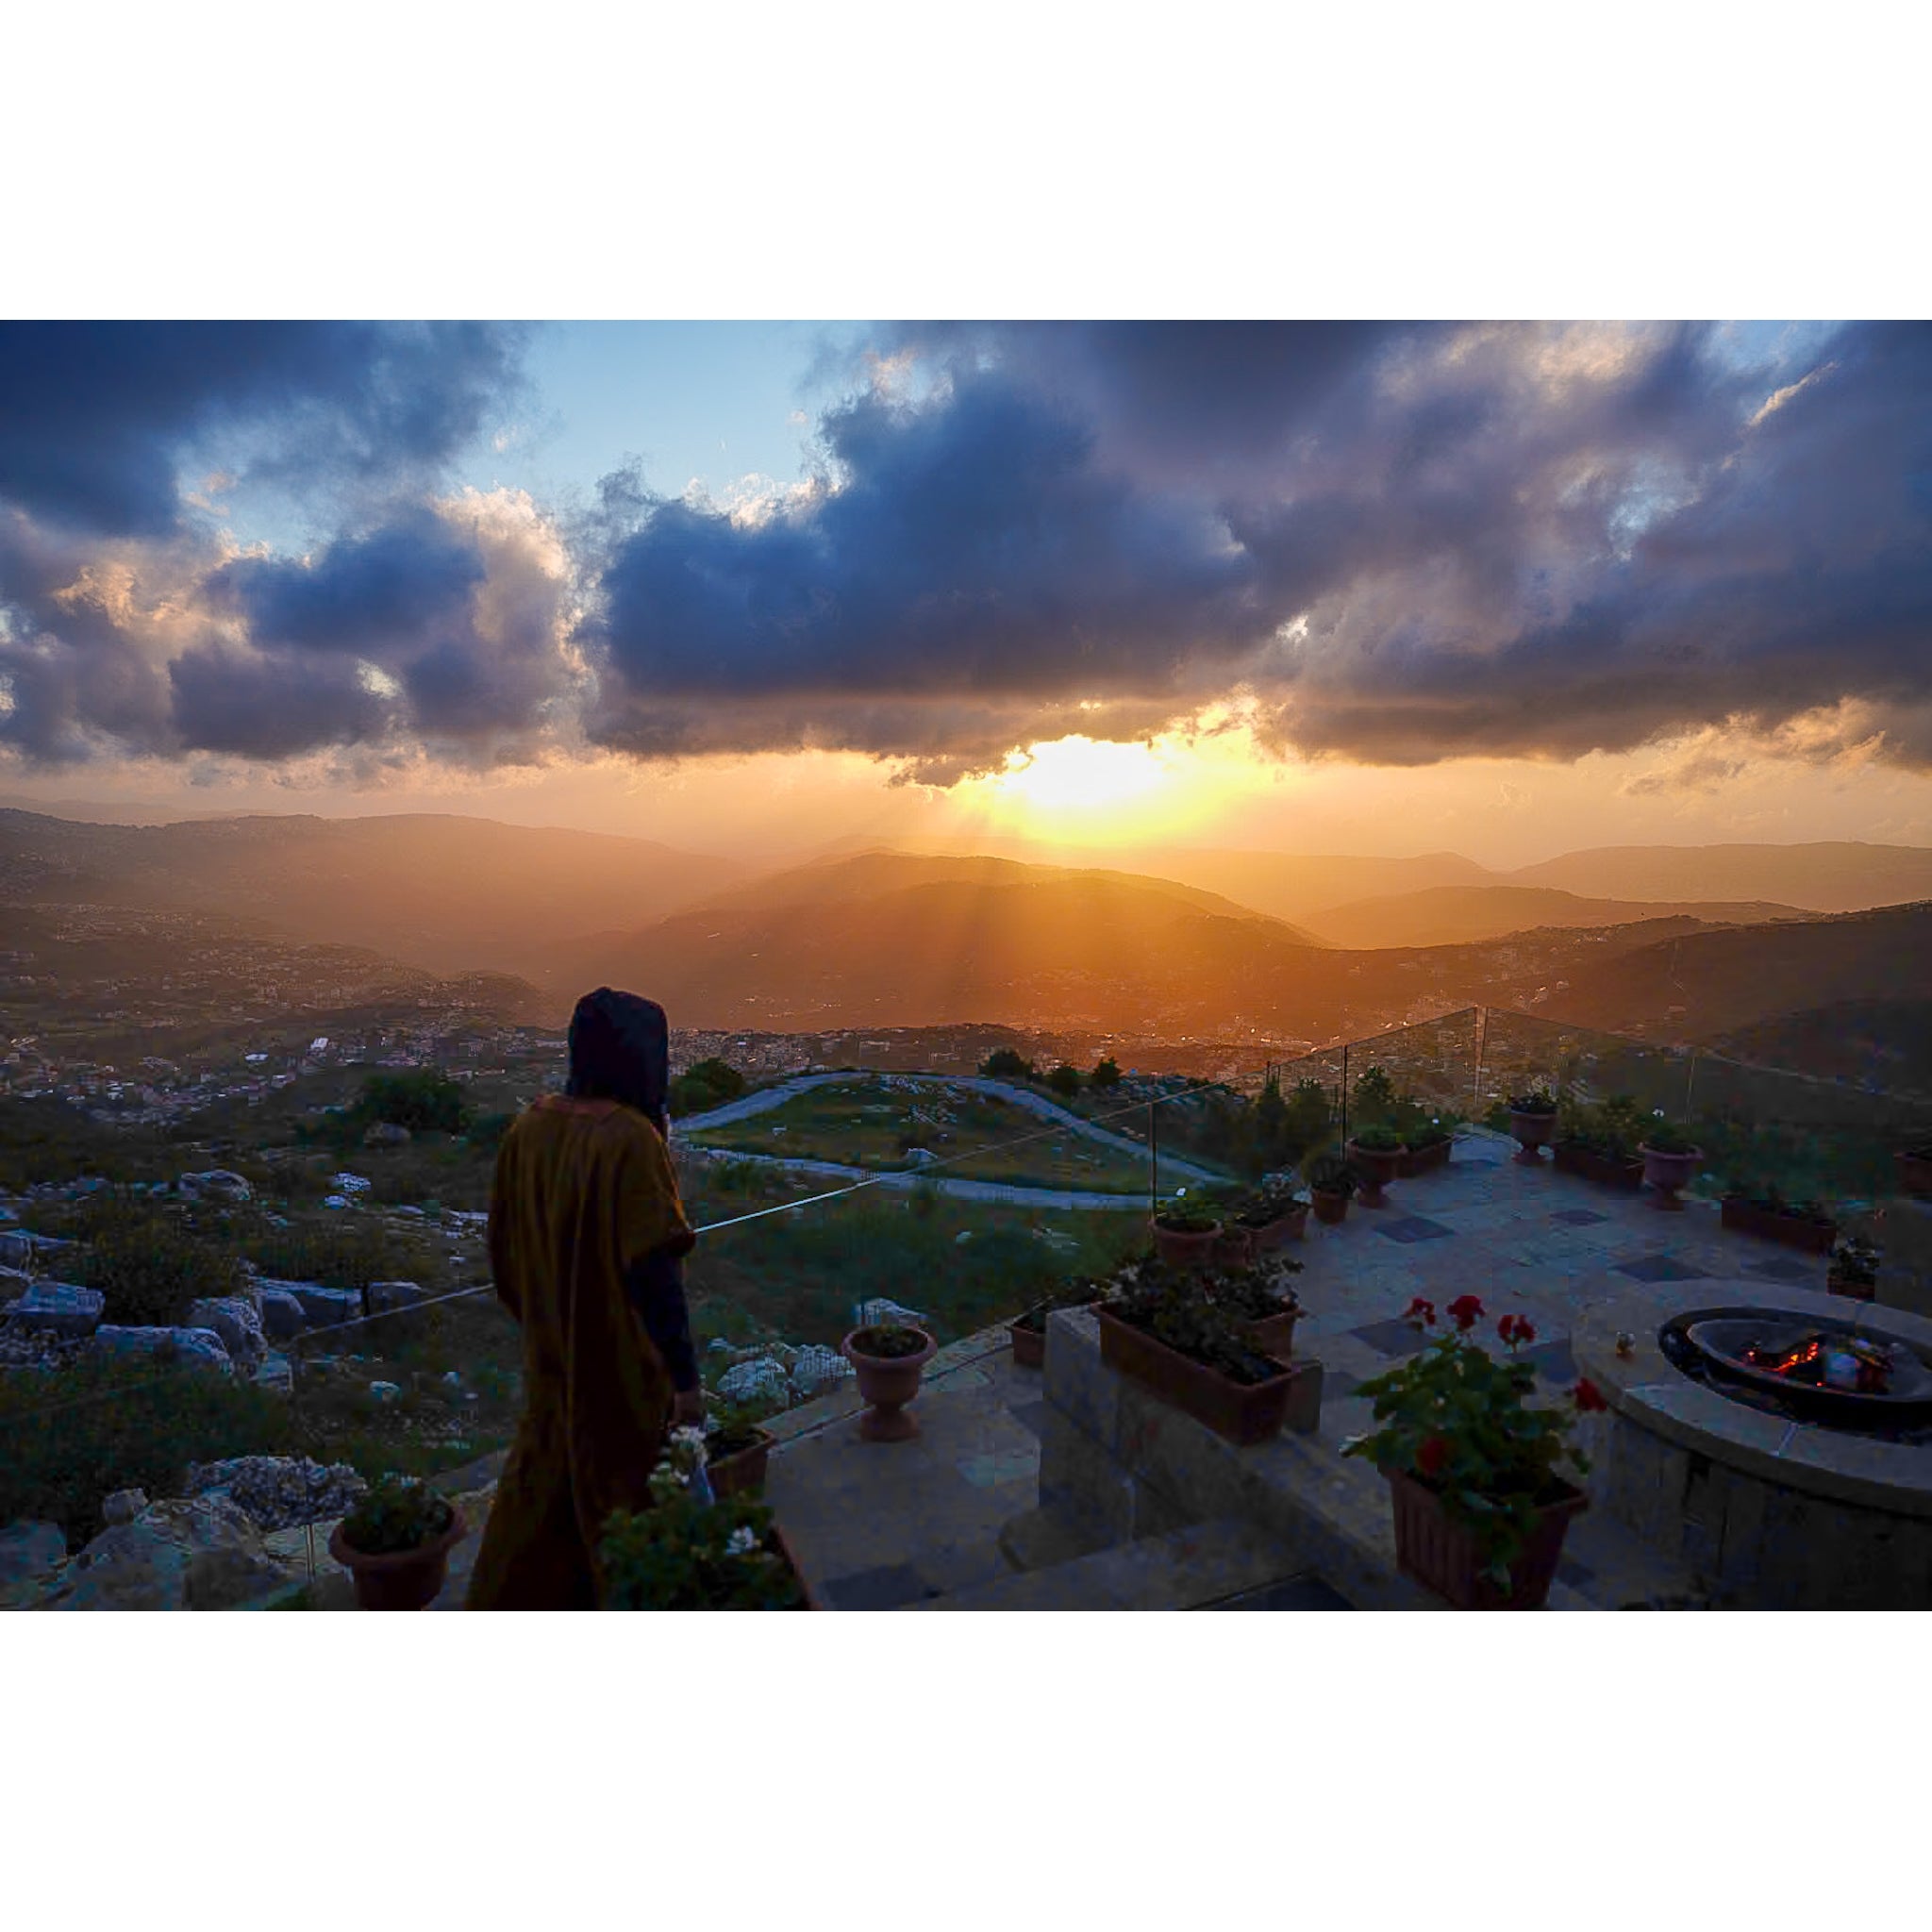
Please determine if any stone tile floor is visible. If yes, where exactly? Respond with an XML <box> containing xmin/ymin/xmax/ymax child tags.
<box><xmin>758</xmin><ymin>1126</ymin><xmax>1841</xmax><ymax>1609</ymax></box>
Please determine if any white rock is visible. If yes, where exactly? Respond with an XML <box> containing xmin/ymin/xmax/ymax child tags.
<box><xmin>254</xmin><ymin>1352</ymin><xmax>294</xmax><ymax>1396</ymax></box>
<box><xmin>102</xmin><ymin>1489</ymin><xmax>148</xmax><ymax>1526</ymax></box>
<box><xmin>789</xmin><ymin>1344</ymin><xmax>854</xmax><ymax>1399</ymax></box>
<box><xmin>89</xmin><ymin>1325</ymin><xmax>233</xmax><ymax>1374</ymax></box>
<box><xmin>188</xmin><ymin>1295</ymin><xmax>268</xmax><ymax>1365</ymax></box>
<box><xmin>0</xmin><ymin>1521</ymin><xmax>67</xmax><ymax>1592</ymax></box>
<box><xmin>8</xmin><ymin>1282</ymin><xmax>106</xmax><ymax>1339</ymax></box>
<box><xmin>175</xmin><ymin>1169</ymin><xmax>253</xmax><ymax>1203</ymax></box>
<box><xmin>855</xmin><ymin>1297</ymin><xmax>928</xmax><ymax>1328</ymax></box>
<box><xmin>368</xmin><ymin>1379</ymin><xmax>402</xmax><ymax>1403</ymax></box>
<box><xmin>27</xmin><ymin>1495</ymin><xmax>292</xmax><ymax>1611</ymax></box>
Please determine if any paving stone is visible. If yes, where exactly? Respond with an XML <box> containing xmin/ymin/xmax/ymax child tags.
<box><xmin>956</xmin><ymin>1448</ymin><xmax>1039</xmax><ymax>1488</ymax></box>
<box><xmin>820</xmin><ymin>1561</ymin><xmax>942</xmax><ymax>1610</ymax></box>
<box><xmin>1550</xmin><ymin>1208</ymin><xmax>1610</xmax><ymax>1226</ymax></box>
<box><xmin>1201</xmin><ymin>1573</ymin><xmax>1355</xmax><ymax>1610</ymax></box>
<box><xmin>1374</xmin><ymin>1216</ymin><xmax>1457</xmax><ymax>1244</ymax></box>
<box><xmin>1007</xmin><ymin>1398</ymin><xmax>1047</xmax><ymax>1439</ymax></box>
<box><xmin>1524</xmin><ymin>1339</ymin><xmax>1578</xmax><ymax>1386</ymax></box>
<box><xmin>1740</xmin><ymin>1254</ymin><xmax>1821</xmax><ymax>1284</ymax></box>
<box><xmin>1612</xmin><ymin>1253</ymin><xmax>1714</xmax><ymax>1284</ymax></box>
<box><xmin>1350</xmin><ymin>1317</ymin><xmax>1432</xmax><ymax>1357</ymax></box>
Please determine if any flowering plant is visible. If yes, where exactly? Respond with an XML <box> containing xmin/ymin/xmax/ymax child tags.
<box><xmin>1507</xmin><ymin>1089</ymin><xmax>1557</xmax><ymax>1114</ymax></box>
<box><xmin>599</xmin><ymin>1430</ymin><xmax>804</xmax><ymax>1609</ymax></box>
<box><xmin>1341</xmin><ymin>1295</ymin><xmax>1607</xmax><ymax>1589</ymax></box>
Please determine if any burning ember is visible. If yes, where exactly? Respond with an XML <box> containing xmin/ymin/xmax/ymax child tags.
<box><xmin>1740</xmin><ymin>1330</ymin><xmax>1895</xmax><ymax>1395</ymax></box>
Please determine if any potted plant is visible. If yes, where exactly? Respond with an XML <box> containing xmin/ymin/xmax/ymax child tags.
<box><xmin>841</xmin><ymin>1321</ymin><xmax>938</xmax><ymax>1441</ymax></box>
<box><xmin>599</xmin><ymin>1434</ymin><xmax>812</xmax><ymax>1608</ymax></box>
<box><xmin>1827</xmin><ymin>1235</ymin><xmax>1880</xmax><ymax>1301</ymax></box>
<box><xmin>1551</xmin><ymin>1095</ymin><xmax>1645</xmax><ymax>1190</ymax></box>
<box><xmin>1306</xmin><ymin>1152</ymin><xmax>1358</xmax><ymax>1225</ymax></box>
<box><xmin>328</xmin><ymin>1474</ymin><xmax>466</xmax><ymax>1611</ymax></box>
<box><xmin>1344</xmin><ymin>1123</ymin><xmax>1406</xmax><ymax>1207</ymax></box>
<box><xmin>1718</xmin><ymin>1182</ymin><xmax>1839</xmax><ymax>1256</ymax></box>
<box><xmin>1199</xmin><ymin>1256</ymin><xmax>1305</xmax><ymax>1358</ymax></box>
<box><xmin>1095</xmin><ymin>1266</ymin><xmax>1300</xmax><ymax>1445</ymax></box>
<box><xmin>705</xmin><ymin>1395</ymin><xmax>783</xmax><ymax>1498</ymax></box>
<box><xmin>1506</xmin><ymin>1090</ymin><xmax>1558</xmax><ymax>1164</ymax></box>
<box><xmin>1228</xmin><ymin>1175</ymin><xmax>1310</xmax><ymax>1251</ymax></box>
<box><xmin>1896</xmin><ymin>1141</ymin><xmax>1932</xmax><ymax>1199</ymax></box>
<box><xmin>1638</xmin><ymin>1117</ymin><xmax>1704</xmax><ymax>1209</ymax></box>
<box><xmin>1008</xmin><ymin>1275</ymin><xmax>1108</xmax><ymax>1370</ymax></box>
<box><xmin>1399</xmin><ymin>1118</ymin><xmax>1454</xmax><ymax>1177</ymax></box>
<box><xmin>1342</xmin><ymin>1298</ymin><xmax>1604</xmax><ymax>1609</ymax></box>
<box><xmin>1149</xmin><ymin>1206</ymin><xmax>1223</xmax><ymax>1268</ymax></box>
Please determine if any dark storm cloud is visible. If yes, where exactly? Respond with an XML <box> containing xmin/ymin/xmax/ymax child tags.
<box><xmin>167</xmin><ymin>643</ymin><xmax>391</xmax><ymax>759</ymax></box>
<box><xmin>218</xmin><ymin>508</ymin><xmax>487</xmax><ymax>653</ymax></box>
<box><xmin>581</xmin><ymin>368</ymin><xmax>1263</xmax><ymax>712</ymax></box>
<box><xmin>0</xmin><ymin>322</ymin><xmax>526</xmax><ymax>535</ymax></box>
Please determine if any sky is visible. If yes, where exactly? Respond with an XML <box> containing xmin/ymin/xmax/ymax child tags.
<box><xmin>3</xmin><ymin>317</ymin><xmax>1929</xmax><ymax>866</ymax></box>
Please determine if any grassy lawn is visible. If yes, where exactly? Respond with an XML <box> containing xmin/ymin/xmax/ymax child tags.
<box><xmin>681</xmin><ymin>1076</ymin><xmax>1153</xmax><ymax>1192</ymax></box>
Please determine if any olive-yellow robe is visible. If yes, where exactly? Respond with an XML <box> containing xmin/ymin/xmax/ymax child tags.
<box><xmin>467</xmin><ymin>1095</ymin><xmax>696</xmax><ymax>1609</ymax></box>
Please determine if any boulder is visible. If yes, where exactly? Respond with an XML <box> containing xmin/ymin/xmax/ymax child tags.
<box><xmin>7</xmin><ymin>1282</ymin><xmax>106</xmax><ymax>1340</ymax></box>
<box><xmin>88</xmin><ymin>1325</ymin><xmax>233</xmax><ymax>1374</ymax></box>
<box><xmin>368</xmin><ymin>1379</ymin><xmax>402</xmax><ymax>1403</ymax></box>
<box><xmin>362</xmin><ymin>1122</ymin><xmax>412</xmax><ymax>1147</ymax></box>
<box><xmin>789</xmin><ymin>1344</ymin><xmax>854</xmax><ymax>1400</ymax></box>
<box><xmin>254</xmin><ymin>1352</ymin><xmax>293</xmax><ymax>1395</ymax></box>
<box><xmin>102</xmin><ymin>1489</ymin><xmax>149</xmax><ymax>1526</ymax></box>
<box><xmin>288</xmin><ymin>1283</ymin><xmax>361</xmax><ymax>1327</ymax></box>
<box><xmin>0</xmin><ymin>1229</ymin><xmax>72</xmax><ymax>1271</ymax></box>
<box><xmin>26</xmin><ymin>1495</ymin><xmax>293</xmax><ymax>1611</ymax></box>
<box><xmin>855</xmin><ymin>1296</ymin><xmax>928</xmax><ymax>1329</ymax></box>
<box><xmin>255</xmin><ymin>1281</ymin><xmax>313</xmax><ymax>1339</ymax></box>
<box><xmin>364</xmin><ymin>1279</ymin><xmax>428</xmax><ymax>1316</ymax></box>
<box><xmin>0</xmin><ymin>1264</ymin><xmax>30</xmax><ymax>1306</ymax></box>
<box><xmin>0</xmin><ymin>1521</ymin><xmax>65</xmax><ymax>1593</ymax></box>
<box><xmin>187</xmin><ymin>1455</ymin><xmax>367</xmax><ymax>1530</ymax></box>
<box><xmin>187</xmin><ymin>1294</ymin><xmax>268</xmax><ymax>1365</ymax></box>
<box><xmin>175</xmin><ymin>1169</ymin><xmax>253</xmax><ymax>1204</ymax></box>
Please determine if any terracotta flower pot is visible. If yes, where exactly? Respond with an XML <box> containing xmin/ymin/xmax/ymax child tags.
<box><xmin>1094</xmin><ymin>1306</ymin><xmax>1295</xmax><ymax>1445</ymax></box>
<box><xmin>1507</xmin><ymin>1108</ymin><xmax>1557</xmax><ymax>1164</ymax></box>
<box><xmin>1236</xmin><ymin>1306</ymin><xmax>1299</xmax><ymax>1359</ymax></box>
<box><xmin>841</xmin><ymin>1326</ymin><xmax>937</xmax><ymax>1441</ymax></box>
<box><xmin>1239</xmin><ymin>1204</ymin><xmax>1309</xmax><ymax>1249</ymax></box>
<box><xmin>1008</xmin><ymin>1318</ymin><xmax>1046</xmax><ymax>1369</ymax></box>
<box><xmin>1345</xmin><ymin>1140</ymin><xmax>1404</xmax><ymax>1208</ymax></box>
<box><xmin>1639</xmin><ymin>1143</ymin><xmax>1703</xmax><ymax>1210</ymax></box>
<box><xmin>329</xmin><ymin>1506</ymin><xmax>467</xmax><ymax>1611</ymax></box>
<box><xmin>1310</xmin><ymin>1188</ymin><xmax>1350</xmax><ymax>1225</ymax></box>
<box><xmin>1150</xmin><ymin>1217</ymin><xmax>1223</xmax><ymax>1268</ymax></box>
<box><xmin>1399</xmin><ymin>1140</ymin><xmax>1452</xmax><ymax>1178</ymax></box>
<box><xmin>706</xmin><ymin>1427</ymin><xmax>776</xmax><ymax>1498</ymax></box>
<box><xmin>1385</xmin><ymin>1470</ymin><xmax>1586</xmax><ymax>1611</ymax></box>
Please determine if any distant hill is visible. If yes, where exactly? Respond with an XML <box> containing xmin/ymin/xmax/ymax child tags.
<box><xmin>1506</xmin><ymin>841</ymin><xmax>1932</xmax><ymax>913</ymax></box>
<box><xmin>1541</xmin><ymin>902</ymin><xmax>1932</xmax><ymax>1040</ymax></box>
<box><xmin>1301</xmin><ymin>884</ymin><xmax>1808</xmax><ymax>950</ymax></box>
<box><xmin>685</xmin><ymin>849</ymin><xmax>1328</xmax><ymax>941</ymax></box>
<box><xmin>1124</xmin><ymin>848</ymin><xmax>1493</xmax><ymax>924</ymax></box>
<box><xmin>1704</xmin><ymin>999</ymin><xmax>1932</xmax><ymax>1096</ymax></box>
<box><xmin>0</xmin><ymin>809</ymin><xmax>748</xmax><ymax>974</ymax></box>
<box><xmin>531</xmin><ymin>869</ymin><xmax>1336</xmax><ymax>1031</ymax></box>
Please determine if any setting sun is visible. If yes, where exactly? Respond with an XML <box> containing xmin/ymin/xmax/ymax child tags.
<box><xmin>993</xmin><ymin>736</ymin><xmax>1167</xmax><ymax>815</ymax></box>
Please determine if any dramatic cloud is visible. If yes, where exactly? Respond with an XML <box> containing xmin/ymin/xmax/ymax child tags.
<box><xmin>4</xmin><ymin>319</ymin><xmax>1928</xmax><ymax>786</ymax></box>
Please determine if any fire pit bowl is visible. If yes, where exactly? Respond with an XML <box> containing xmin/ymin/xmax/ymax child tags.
<box><xmin>1678</xmin><ymin>1312</ymin><xmax>1932</xmax><ymax>1426</ymax></box>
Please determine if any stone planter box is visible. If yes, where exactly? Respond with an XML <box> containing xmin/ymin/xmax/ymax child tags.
<box><xmin>1398</xmin><ymin>1139</ymin><xmax>1453</xmax><ymax>1178</ymax></box>
<box><xmin>1094</xmin><ymin>1306</ymin><xmax>1296</xmax><ymax>1446</ymax></box>
<box><xmin>1552</xmin><ymin>1141</ymin><xmax>1643</xmax><ymax>1190</ymax></box>
<box><xmin>1720</xmin><ymin>1197</ymin><xmax>1837</xmax><ymax>1255</ymax></box>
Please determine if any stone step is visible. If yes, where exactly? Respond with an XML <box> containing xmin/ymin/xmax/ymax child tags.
<box><xmin>902</xmin><ymin>1516</ymin><xmax>1310</xmax><ymax>1611</ymax></box>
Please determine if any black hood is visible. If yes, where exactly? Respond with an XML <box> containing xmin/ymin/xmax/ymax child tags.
<box><xmin>566</xmin><ymin>987</ymin><xmax>670</xmax><ymax>1131</ymax></box>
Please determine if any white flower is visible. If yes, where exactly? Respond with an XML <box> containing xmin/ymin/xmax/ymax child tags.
<box><xmin>724</xmin><ymin>1526</ymin><xmax>758</xmax><ymax>1557</ymax></box>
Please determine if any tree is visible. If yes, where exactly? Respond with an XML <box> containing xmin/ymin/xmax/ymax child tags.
<box><xmin>1048</xmin><ymin>1063</ymin><xmax>1081</xmax><ymax>1098</ymax></box>
<box><xmin>979</xmin><ymin>1047</ymin><xmax>1035</xmax><ymax>1080</ymax></box>
<box><xmin>1352</xmin><ymin>1064</ymin><xmax>1397</xmax><ymax>1126</ymax></box>
<box><xmin>1091</xmin><ymin>1058</ymin><xmax>1122</xmax><ymax>1089</ymax></box>
<box><xmin>356</xmin><ymin>1070</ymin><xmax>470</xmax><ymax>1135</ymax></box>
<box><xmin>668</xmin><ymin>1058</ymin><xmax>747</xmax><ymax>1119</ymax></box>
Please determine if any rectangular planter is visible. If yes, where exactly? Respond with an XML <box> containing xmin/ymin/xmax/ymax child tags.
<box><xmin>1719</xmin><ymin>1197</ymin><xmax>1838</xmax><ymax>1255</ymax></box>
<box><xmin>1094</xmin><ymin>1306</ymin><xmax>1296</xmax><ymax>1446</ymax></box>
<box><xmin>1009</xmin><ymin>1317</ymin><xmax>1046</xmax><ymax>1369</ymax></box>
<box><xmin>1397</xmin><ymin>1140</ymin><xmax>1453</xmax><ymax>1178</ymax></box>
<box><xmin>1552</xmin><ymin>1141</ymin><xmax>1643</xmax><ymax>1191</ymax></box>
<box><xmin>1386</xmin><ymin>1470</ymin><xmax>1588</xmax><ymax>1610</ymax></box>
<box><xmin>707</xmin><ymin>1428</ymin><xmax>775</xmax><ymax>1498</ymax></box>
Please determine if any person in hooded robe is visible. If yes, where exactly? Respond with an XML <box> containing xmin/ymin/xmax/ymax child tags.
<box><xmin>467</xmin><ymin>988</ymin><xmax>704</xmax><ymax>1609</ymax></box>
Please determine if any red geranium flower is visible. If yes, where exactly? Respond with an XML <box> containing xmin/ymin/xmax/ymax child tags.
<box><xmin>1497</xmin><ymin>1313</ymin><xmax>1537</xmax><ymax>1349</ymax></box>
<box><xmin>1572</xmin><ymin>1376</ymin><xmax>1608</xmax><ymax>1413</ymax></box>
<box><xmin>1405</xmin><ymin>1297</ymin><xmax>1436</xmax><ymax>1326</ymax></box>
<box><xmin>1446</xmin><ymin>1293</ymin><xmax>1485</xmax><ymax>1331</ymax></box>
<box><xmin>1415</xmin><ymin>1434</ymin><xmax>1449</xmax><ymax>1478</ymax></box>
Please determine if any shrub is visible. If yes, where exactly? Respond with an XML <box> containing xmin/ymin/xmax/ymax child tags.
<box><xmin>1091</xmin><ymin>1058</ymin><xmax>1122</xmax><ymax>1089</ymax></box>
<box><xmin>246</xmin><ymin>1219</ymin><xmax>430</xmax><ymax>1293</ymax></box>
<box><xmin>0</xmin><ymin>1357</ymin><xmax>295</xmax><ymax>1545</ymax></box>
<box><xmin>355</xmin><ymin>1071</ymin><xmax>471</xmax><ymax>1136</ymax></box>
<box><xmin>669</xmin><ymin>1058</ymin><xmax>746</xmax><ymax>1119</ymax></box>
<box><xmin>75</xmin><ymin>1205</ymin><xmax>245</xmax><ymax>1327</ymax></box>
<box><xmin>1047</xmin><ymin>1064</ymin><xmax>1082</xmax><ymax>1098</ymax></box>
<box><xmin>978</xmin><ymin>1048</ymin><xmax>1035</xmax><ymax>1080</ymax></box>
